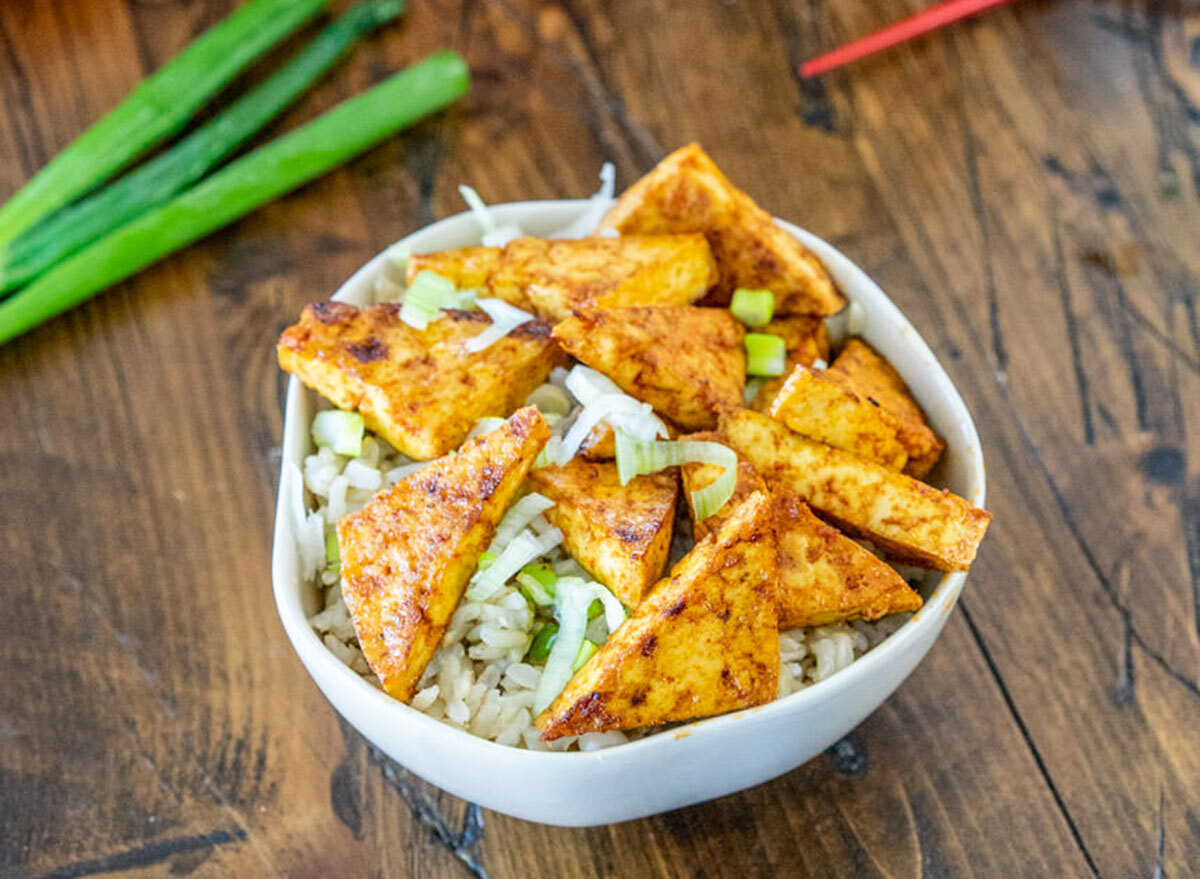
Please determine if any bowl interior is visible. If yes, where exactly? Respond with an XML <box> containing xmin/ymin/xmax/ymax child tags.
<box><xmin>271</xmin><ymin>199</ymin><xmax>986</xmax><ymax>764</ymax></box>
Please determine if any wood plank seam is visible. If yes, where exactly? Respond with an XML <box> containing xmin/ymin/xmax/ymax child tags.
<box><xmin>959</xmin><ymin>603</ymin><xmax>1103</xmax><ymax>879</ymax></box>
<box><xmin>368</xmin><ymin>747</ymin><xmax>490</xmax><ymax>879</ymax></box>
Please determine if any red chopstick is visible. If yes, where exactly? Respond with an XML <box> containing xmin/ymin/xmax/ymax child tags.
<box><xmin>800</xmin><ymin>0</ymin><xmax>1015</xmax><ymax>77</ymax></box>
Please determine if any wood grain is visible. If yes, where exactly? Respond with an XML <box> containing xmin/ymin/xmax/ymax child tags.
<box><xmin>1</xmin><ymin>0</ymin><xmax>1197</xmax><ymax>876</ymax></box>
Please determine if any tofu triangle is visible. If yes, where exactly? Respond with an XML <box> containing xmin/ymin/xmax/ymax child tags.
<box><xmin>527</xmin><ymin>458</ymin><xmax>677</xmax><ymax>608</ymax></box>
<box><xmin>536</xmin><ymin>492</ymin><xmax>778</xmax><ymax>740</ymax></box>
<box><xmin>278</xmin><ymin>301</ymin><xmax>564</xmax><ymax>460</ymax></box>
<box><xmin>681</xmin><ymin>433</ymin><xmax>922</xmax><ymax>628</ymax></box>
<box><xmin>552</xmin><ymin>305</ymin><xmax>745</xmax><ymax>430</ymax></box>
<box><xmin>337</xmin><ymin>407</ymin><xmax>550</xmax><ymax>701</ymax></box>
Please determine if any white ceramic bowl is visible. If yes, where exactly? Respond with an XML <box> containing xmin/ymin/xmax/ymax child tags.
<box><xmin>271</xmin><ymin>200</ymin><xmax>987</xmax><ymax>826</ymax></box>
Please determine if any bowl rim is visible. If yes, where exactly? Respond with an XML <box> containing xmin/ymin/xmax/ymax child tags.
<box><xmin>271</xmin><ymin>198</ymin><xmax>987</xmax><ymax>763</ymax></box>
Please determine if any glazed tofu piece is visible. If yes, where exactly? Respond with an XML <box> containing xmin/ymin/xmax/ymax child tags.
<box><xmin>553</xmin><ymin>306</ymin><xmax>745</xmax><ymax>430</ymax></box>
<box><xmin>527</xmin><ymin>458</ymin><xmax>678</xmax><ymax>607</ymax></box>
<box><xmin>278</xmin><ymin>301</ymin><xmax>565</xmax><ymax>460</ymax></box>
<box><xmin>601</xmin><ymin>143</ymin><xmax>845</xmax><ymax>315</ymax></box>
<box><xmin>406</xmin><ymin>246</ymin><xmax>504</xmax><ymax>297</ymax></box>
<box><xmin>720</xmin><ymin>408</ymin><xmax>990</xmax><ymax>571</ymax></box>
<box><xmin>337</xmin><ymin>407</ymin><xmax>550</xmax><ymax>701</ymax></box>
<box><xmin>407</xmin><ymin>234</ymin><xmax>718</xmax><ymax>322</ymax></box>
<box><xmin>830</xmin><ymin>338</ymin><xmax>945</xmax><ymax>479</ymax></box>
<box><xmin>766</xmin><ymin>365</ymin><xmax>909</xmax><ymax>471</ymax></box>
<box><xmin>682</xmin><ymin>437</ymin><xmax>921</xmax><ymax>628</ymax></box>
<box><xmin>768</xmin><ymin>486</ymin><xmax>922</xmax><ymax>626</ymax></box>
<box><xmin>536</xmin><ymin>492</ymin><xmax>778</xmax><ymax>740</ymax></box>
<box><xmin>750</xmin><ymin>314</ymin><xmax>830</xmax><ymax>411</ymax></box>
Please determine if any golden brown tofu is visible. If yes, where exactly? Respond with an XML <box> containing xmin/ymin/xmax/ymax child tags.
<box><xmin>553</xmin><ymin>306</ymin><xmax>745</xmax><ymax>430</ymax></box>
<box><xmin>766</xmin><ymin>365</ymin><xmax>909</xmax><ymax>471</ymax></box>
<box><xmin>750</xmin><ymin>315</ymin><xmax>831</xmax><ymax>411</ymax></box>
<box><xmin>682</xmin><ymin>437</ymin><xmax>921</xmax><ymax>627</ymax></box>
<box><xmin>831</xmin><ymin>339</ymin><xmax>945</xmax><ymax>479</ymax></box>
<box><xmin>527</xmin><ymin>458</ymin><xmax>678</xmax><ymax>607</ymax></box>
<box><xmin>408</xmin><ymin>234</ymin><xmax>717</xmax><ymax>322</ymax></box>
<box><xmin>406</xmin><ymin>246</ymin><xmax>505</xmax><ymax>298</ymax></box>
<box><xmin>337</xmin><ymin>407</ymin><xmax>550</xmax><ymax>701</ymax></box>
<box><xmin>578</xmin><ymin>424</ymin><xmax>617</xmax><ymax>461</ymax></box>
<box><xmin>536</xmin><ymin>492</ymin><xmax>779</xmax><ymax>740</ymax></box>
<box><xmin>601</xmin><ymin>144</ymin><xmax>845</xmax><ymax>315</ymax></box>
<box><xmin>769</xmin><ymin>486</ymin><xmax>922</xmax><ymax>626</ymax></box>
<box><xmin>278</xmin><ymin>301</ymin><xmax>566</xmax><ymax>460</ymax></box>
<box><xmin>720</xmin><ymin>408</ymin><xmax>990</xmax><ymax>571</ymax></box>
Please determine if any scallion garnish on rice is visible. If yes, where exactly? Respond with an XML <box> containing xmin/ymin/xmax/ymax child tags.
<box><xmin>532</xmin><ymin>577</ymin><xmax>626</xmax><ymax>714</ymax></box>
<box><xmin>615</xmin><ymin>432</ymin><xmax>738</xmax><ymax>521</ymax></box>
<box><xmin>311</xmin><ymin>409</ymin><xmax>365</xmax><ymax>457</ymax></box>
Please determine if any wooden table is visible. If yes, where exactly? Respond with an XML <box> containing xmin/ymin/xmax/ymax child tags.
<box><xmin>2</xmin><ymin>0</ymin><xmax>1197</xmax><ymax>876</ymax></box>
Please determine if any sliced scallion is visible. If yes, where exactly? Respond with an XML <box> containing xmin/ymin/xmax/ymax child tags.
<box><xmin>463</xmin><ymin>297</ymin><xmax>534</xmax><ymax>353</ymax></box>
<box><xmin>312</xmin><ymin>409</ymin><xmax>364</xmax><ymax>456</ymax></box>
<box><xmin>744</xmin><ymin>333</ymin><xmax>787</xmax><ymax>377</ymax></box>
<box><xmin>730</xmin><ymin>288</ymin><xmax>775</xmax><ymax>328</ymax></box>
<box><xmin>467</xmin><ymin>527</ymin><xmax>563</xmax><ymax>601</ymax></box>
<box><xmin>572</xmin><ymin>639</ymin><xmax>598</xmax><ymax>671</ymax></box>
<box><xmin>400</xmin><ymin>269</ymin><xmax>456</xmax><ymax>329</ymax></box>
<box><xmin>489</xmin><ymin>493</ymin><xmax>556</xmax><ymax>550</ymax></box>
<box><xmin>615</xmin><ymin>432</ymin><xmax>738</xmax><ymax>520</ymax></box>
<box><xmin>526</xmin><ymin>623</ymin><xmax>559</xmax><ymax>662</ymax></box>
<box><xmin>324</xmin><ymin>529</ymin><xmax>340</xmax><ymax>570</ymax></box>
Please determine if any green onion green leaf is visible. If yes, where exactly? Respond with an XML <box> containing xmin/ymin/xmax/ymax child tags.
<box><xmin>0</xmin><ymin>51</ymin><xmax>469</xmax><ymax>345</ymax></box>
<box><xmin>0</xmin><ymin>0</ymin><xmax>328</xmax><ymax>250</ymax></box>
<box><xmin>526</xmin><ymin>623</ymin><xmax>559</xmax><ymax>662</ymax></box>
<box><xmin>0</xmin><ymin>1</ymin><xmax>402</xmax><ymax>295</ymax></box>
<box><xmin>572</xmin><ymin>638</ymin><xmax>598</xmax><ymax>671</ymax></box>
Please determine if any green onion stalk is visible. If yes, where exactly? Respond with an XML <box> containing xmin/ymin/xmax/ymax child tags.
<box><xmin>0</xmin><ymin>51</ymin><xmax>469</xmax><ymax>346</ymax></box>
<box><xmin>0</xmin><ymin>0</ymin><xmax>403</xmax><ymax>295</ymax></box>
<box><xmin>0</xmin><ymin>0</ymin><xmax>328</xmax><ymax>250</ymax></box>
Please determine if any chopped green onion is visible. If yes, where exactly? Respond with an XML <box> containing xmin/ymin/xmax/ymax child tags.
<box><xmin>572</xmin><ymin>639</ymin><xmax>598</xmax><ymax>671</ymax></box>
<box><xmin>0</xmin><ymin>2</ymin><xmax>402</xmax><ymax>295</ymax></box>
<box><xmin>477</xmin><ymin>550</ymin><xmax>498</xmax><ymax>571</ymax></box>
<box><xmin>521</xmin><ymin>562</ymin><xmax>557</xmax><ymax>590</ymax></box>
<box><xmin>458</xmin><ymin>184</ymin><xmax>496</xmax><ymax>234</ymax></box>
<box><xmin>464</xmin><ymin>297</ymin><xmax>534</xmax><ymax>353</ymax></box>
<box><xmin>526</xmin><ymin>623</ymin><xmax>559</xmax><ymax>663</ymax></box>
<box><xmin>587</xmin><ymin>599</ymin><xmax>604</xmax><ymax>620</ymax></box>
<box><xmin>730</xmin><ymin>288</ymin><xmax>775</xmax><ymax>328</ymax></box>
<box><xmin>0</xmin><ymin>0</ymin><xmax>328</xmax><ymax>250</ymax></box>
<box><xmin>324</xmin><ymin>529</ymin><xmax>340</xmax><ymax>571</ymax></box>
<box><xmin>525</xmin><ymin>383</ymin><xmax>573</xmax><ymax>418</ymax></box>
<box><xmin>489</xmin><ymin>493</ymin><xmax>555</xmax><ymax>551</ymax></box>
<box><xmin>534</xmin><ymin>436</ymin><xmax>567</xmax><ymax>469</ymax></box>
<box><xmin>744</xmin><ymin>333</ymin><xmax>787</xmax><ymax>377</ymax></box>
<box><xmin>517</xmin><ymin>573</ymin><xmax>555</xmax><ymax>606</ymax></box>
<box><xmin>531</xmin><ymin>577</ymin><xmax>626</xmax><ymax>712</ymax></box>
<box><xmin>615</xmin><ymin>432</ymin><xmax>738</xmax><ymax>521</ymax></box>
<box><xmin>467</xmin><ymin>528</ymin><xmax>563</xmax><ymax>601</ymax></box>
<box><xmin>400</xmin><ymin>269</ymin><xmax>456</xmax><ymax>329</ymax></box>
<box><xmin>312</xmin><ymin>410</ymin><xmax>364</xmax><ymax>457</ymax></box>
<box><xmin>0</xmin><ymin>51</ymin><xmax>470</xmax><ymax>345</ymax></box>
